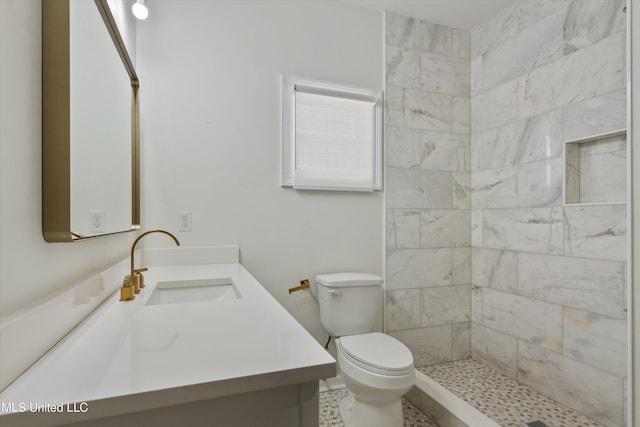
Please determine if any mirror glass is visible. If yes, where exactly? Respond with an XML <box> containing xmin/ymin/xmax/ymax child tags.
<box><xmin>42</xmin><ymin>0</ymin><xmax>140</xmax><ymax>242</ymax></box>
<box><xmin>70</xmin><ymin>0</ymin><xmax>132</xmax><ymax>237</ymax></box>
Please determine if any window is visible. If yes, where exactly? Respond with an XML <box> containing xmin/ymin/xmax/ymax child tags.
<box><xmin>281</xmin><ymin>75</ymin><xmax>382</xmax><ymax>191</ymax></box>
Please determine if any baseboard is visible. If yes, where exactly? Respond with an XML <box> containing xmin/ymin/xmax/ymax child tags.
<box><xmin>320</xmin><ymin>375</ymin><xmax>346</xmax><ymax>392</ymax></box>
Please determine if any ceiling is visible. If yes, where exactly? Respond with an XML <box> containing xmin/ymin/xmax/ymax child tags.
<box><xmin>341</xmin><ymin>0</ymin><xmax>516</xmax><ymax>31</ymax></box>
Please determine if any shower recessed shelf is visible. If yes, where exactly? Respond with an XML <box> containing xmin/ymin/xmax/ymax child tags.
<box><xmin>563</xmin><ymin>129</ymin><xmax>627</xmax><ymax>206</ymax></box>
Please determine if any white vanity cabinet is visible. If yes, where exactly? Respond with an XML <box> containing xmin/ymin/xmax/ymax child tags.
<box><xmin>0</xmin><ymin>248</ymin><xmax>335</xmax><ymax>427</ymax></box>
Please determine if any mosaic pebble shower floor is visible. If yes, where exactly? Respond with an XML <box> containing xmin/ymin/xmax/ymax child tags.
<box><xmin>320</xmin><ymin>359</ymin><xmax>607</xmax><ymax>426</ymax></box>
<box><xmin>420</xmin><ymin>359</ymin><xmax>605</xmax><ymax>427</ymax></box>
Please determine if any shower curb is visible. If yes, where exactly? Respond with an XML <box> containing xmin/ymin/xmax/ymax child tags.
<box><xmin>406</xmin><ymin>368</ymin><xmax>500</xmax><ymax>427</ymax></box>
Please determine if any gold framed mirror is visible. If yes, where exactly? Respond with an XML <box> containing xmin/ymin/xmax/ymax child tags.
<box><xmin>42</xmin><ymin>0</ymin><xmax>140</xmax><ymax>242</ymax></box>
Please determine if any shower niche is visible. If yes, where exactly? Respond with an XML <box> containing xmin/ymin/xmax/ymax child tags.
<box><xmin>564</xmin><ymin>129</ymin><xmax>627</xmax><ymax>205</ymax></box>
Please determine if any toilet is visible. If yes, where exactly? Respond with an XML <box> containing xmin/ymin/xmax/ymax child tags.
<box><xmin>317</xmin><ymin>273</ymin><xmax>414</xmax><ymax>427</ymax></box>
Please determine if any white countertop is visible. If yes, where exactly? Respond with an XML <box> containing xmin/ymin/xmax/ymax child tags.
<box><xmin>0</xmin><ymin>254</ymin><xmax>336</xmax><ymax>425</ymax></box>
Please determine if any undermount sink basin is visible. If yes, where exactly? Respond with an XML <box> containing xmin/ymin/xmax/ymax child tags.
<box><xmin>145</xmin><ymin>278</ymin><xmax>241</xmax><ymax>306</ymax></box>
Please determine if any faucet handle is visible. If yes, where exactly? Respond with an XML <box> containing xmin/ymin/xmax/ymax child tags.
<box><xmin>134</xmin><ymin>267</ymin><xmax>148</xmax><ymax>289</ymax></box>
<box><xmin>120</xmin><ymin>276</ymin><xmax>135</xmax><ymax>301</ymax></box>
<box><xmin>125</xmin><ymin>274</ymin><xmax>142</xmax><ymax>294</ymax></box>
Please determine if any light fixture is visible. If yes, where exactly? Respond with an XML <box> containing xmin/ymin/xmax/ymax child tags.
<box><xmin>132</xmin><ymin>0</ymin><xmax>148</xmax><ymax>20</ymax></box>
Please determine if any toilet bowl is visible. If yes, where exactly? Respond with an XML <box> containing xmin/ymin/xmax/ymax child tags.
<box><xmin>316</xmin><ymin>273</ymin><xmax>415</xmax><ymax>427</ymax></box>
<box><xmin>337</xmin><ymin>333</ymin><xmax>415</xmax><ymax>427</ymax></box>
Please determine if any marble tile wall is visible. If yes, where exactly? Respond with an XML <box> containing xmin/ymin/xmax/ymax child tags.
<box><xmin>385</xmin><ymin>3</ymin><xmax>627</xmax><ymax>425</ymax></box>
<box><xmin>469</xmin><ymin>1</ymin><xmax>627</xmax><ymax>426</ymax></box>
<box><xmin>385</xmin><ymin>12</ymin><xmax>471</xmax><ymax>366</ymax></box>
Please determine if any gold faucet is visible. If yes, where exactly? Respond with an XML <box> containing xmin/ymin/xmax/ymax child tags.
<box><xmin>120</xmin><ymin>229</ymin><xmax>181</xmax><ymax>301</ymax></box>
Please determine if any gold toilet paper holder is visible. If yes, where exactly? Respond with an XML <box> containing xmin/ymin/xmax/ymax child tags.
<box><xmin>288</xmin><ymin>279</ymin><xmax>310</xmax><ymax>294</ymax></box>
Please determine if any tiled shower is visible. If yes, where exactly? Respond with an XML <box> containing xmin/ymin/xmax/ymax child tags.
<box><xmin>384</xmin><ymin>1</ymin><xmax>628</xmax><ymax>426</ymax></box>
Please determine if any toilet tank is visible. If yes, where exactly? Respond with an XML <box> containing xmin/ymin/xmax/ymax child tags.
<box><xmin>316</xmin><ymin>273</ymin><xmax>383</xmax><ymax>337</ymax></box>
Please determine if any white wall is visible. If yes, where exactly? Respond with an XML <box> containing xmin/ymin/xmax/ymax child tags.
<box><xmin>0</xmin><ymin>0</ymin><xmax>134</xmax><ymax>317</ymax></box>
<box><xmin>137</xmin><ymin>0</ymin><xmax>384</xmax><ymax>342</ymax></box>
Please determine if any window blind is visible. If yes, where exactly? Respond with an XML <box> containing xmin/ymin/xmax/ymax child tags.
<box><xmin>293</xmin><ymin>91</ymin><xmax>376</xmax><ymax>191</ymax></box>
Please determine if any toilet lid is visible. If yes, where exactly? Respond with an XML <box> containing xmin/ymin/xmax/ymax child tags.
<box><xmin>339</xmin><ymin>333</ymin><xmax>413</xmax><ymax>376</ymax></box>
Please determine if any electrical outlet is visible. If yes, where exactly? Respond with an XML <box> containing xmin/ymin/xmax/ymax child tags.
<box><xmin>90</xmin><ymin>211</ymin><xmax>105</xmax><ymax>233</ymax></box>
<box><xmin>180</xmin><ymin>212</ymin><xmax>192</xmax><ymax>232</ymax></box>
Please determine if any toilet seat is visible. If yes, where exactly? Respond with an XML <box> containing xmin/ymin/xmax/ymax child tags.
<box><xmin>338</xmin><ymin>332</ymin><xmax>413</xmax><ymax>376</ymax></box>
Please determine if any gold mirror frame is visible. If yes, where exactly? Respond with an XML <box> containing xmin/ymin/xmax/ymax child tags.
<box><xmin>42</xmin><ymin>0</ymin><xmax>140</xmax><ymax>242</ymax></box>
